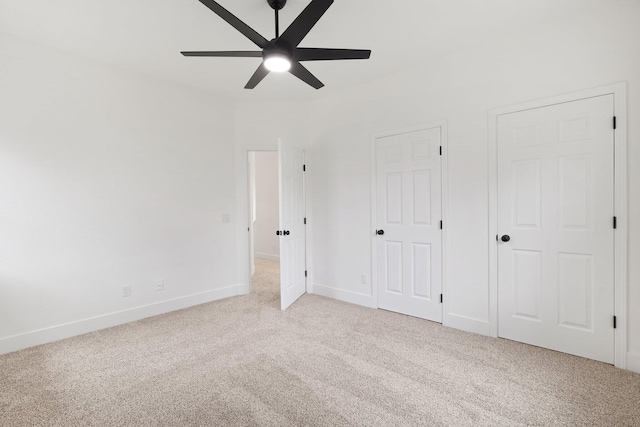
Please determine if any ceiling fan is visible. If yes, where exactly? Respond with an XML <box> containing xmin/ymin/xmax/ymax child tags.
<box><xmin>181</xmin><ymin>0</ymin><xmax>371</xmax><ymax>89</ymax></box>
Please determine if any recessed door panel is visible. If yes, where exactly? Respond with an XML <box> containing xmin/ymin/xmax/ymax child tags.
<box><xmin>386</xmin><ymin>172</ymin><xmax>403</xmax><ymax>225</ymax></box>
<box><xmin>558</xmin><ymin>253</ymin><xmax>593</xmax><ymax>331</ymax></box>
<box><xmin>559</xmin><ymin>155</ymin><xmax>591</xmax><ymax>229</ymax></box>
<box><xmin>412</xmin><ymin>170</ymin><xmax>431</xmax><ymax>226</ymax></box>
<box><xmin>385</xmin><ymin>241</ymin><xmax>403</xmax><ymax>294</ymax></box>
<box><xmin>413</xmin><ymin>243</ymin><xmax>431</xmax><ymax>299</ymax></box>
<box><xmin>513</xmin><ymin>159</ymin><xmax>541</xmax><ymax>229</ymax></box>
<box><xmin>513</xmin><ymin>125</ymin><xmax>540</xmax><ymax>148</ymax></box>
<box><xmin>385</xmin><ymin>145</ymin><xmax>403</xmax><ymax>164</ymax></box>
<box><xmin>560</xmin><ymin>116</ymin><xmax>592</xmax><ymax>143</ymax></box>
<box><xmin>412</xmin><ymin>140</ymin><xmax>432</xmax><ymax>159</ymax></box>
<box><xmin>512</xmin><ymin>250</ymin><xmax>541</xmax><ymax>321</ymax></box>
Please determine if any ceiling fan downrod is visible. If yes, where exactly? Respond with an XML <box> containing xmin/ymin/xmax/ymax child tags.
<box><xmin>267</xmin><ymin>0</ymin><xmax>287</xmax><ymax>38</ymax></box>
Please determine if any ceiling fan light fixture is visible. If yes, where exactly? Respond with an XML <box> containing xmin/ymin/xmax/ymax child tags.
<box><xmin>264</xmin><ymin>53</ymin><xmax>292</xmax><ymax>72</ymax></box>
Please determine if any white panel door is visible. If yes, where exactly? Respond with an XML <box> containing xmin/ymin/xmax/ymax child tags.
<box><xmin>497</xmin><ymin>95</ymin><xmax>615</xmax><ymax>363</ymax></box>
<box><xmin>376</xmin><ymin>127</ymin><xmax>442</xmax><ymax>321</ymax></box>
<box><xmin>279</xmin><ymin>139</ymin><xmax>306</xmax><ymax>310</ymax></box>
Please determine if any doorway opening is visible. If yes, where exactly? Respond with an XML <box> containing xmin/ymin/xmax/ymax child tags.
<box><xmin>244</xmin><ymin>141</ymin><xmax>307</xmax><ymax>311</ymax></box>
<box><xmin>248</xmin><ymin>151</ymin><xmax>280</xmax><ymax>307</ymax></box>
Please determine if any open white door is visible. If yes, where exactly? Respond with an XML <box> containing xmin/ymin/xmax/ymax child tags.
<box><xmin>278</xmin><ymin>139</ymin><xmax>306</xmax><ymax>310</ymax></box>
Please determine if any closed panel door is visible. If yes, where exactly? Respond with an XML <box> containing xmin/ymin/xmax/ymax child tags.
<box><xmin>279</xmin><ymin>140</ymin><xmax>306</xmax><ymax>310</ymax></box>
<box><xmin>497</xmin><ymin>95</ymin><xmax>615</xmax><ymax>363</ymax></box>
<box><xmin>376</xmin><ymin>128</ymin><xmax>442</xmax><ymax>321</ymax></box>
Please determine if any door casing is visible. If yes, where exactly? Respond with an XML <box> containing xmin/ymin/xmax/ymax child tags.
<box><xmin>488</xmin><ymin>83</ymin><xmax>628</xmax><ymax>369</ymax></box>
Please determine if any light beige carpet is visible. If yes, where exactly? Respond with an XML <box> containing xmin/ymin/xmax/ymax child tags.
<box><xmin>1</xmin><ymin>258</ymin><xmax>639</xmax><ymax>426</ymax></box>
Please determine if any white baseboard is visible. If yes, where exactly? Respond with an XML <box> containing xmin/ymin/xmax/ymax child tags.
<box><xmin>255</xmin><ymin>253</ymin><xmax>280</xmax><ymax>262</ymax></box>
<box><xmin>312</xmin><ymin>283</ymin><xmax>375</xmax><ymax>308</ymax></box>
<box><xmin>627</xmin><ymin>352</ymin><xmax>640</xmax><ymax>373</ymax></box>
<box><xmin>0</xmin><ymin>285</ymin><xmax>242</xmax><ymax>356</ymax></box>
<box><xmin>444</xmin><ymin>312</ymin><xmax>493</xmax><ymax>337</ymax></box>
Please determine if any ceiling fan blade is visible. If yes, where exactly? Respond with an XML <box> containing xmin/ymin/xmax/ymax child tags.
<box><xmin>245</xmin><ymin>63</ymin><xmax>270</xmax><ymax>89</ymax></box>
<box><xmin>278</xmin><ymin>0</ymin><xmax>333</xmax><ymax>48</ymax></box>
<box><xmin>294</xmin><ymin>48</ymin><xmax>371</xmax><ymax>61</ymax></box>
<box><xmin>199</xmin><ymin>0</ymin><xmax>268</xmax><ymax>48</ymax></box>
<box><xmin>288</xmin><ymin>62</ymin><xmax>324</xmax><ymax>89</ymax></box>
<box><xmin>182</xmin><ymin>51</ymin><xmax>263</xmax><ymax>57</ymax></box>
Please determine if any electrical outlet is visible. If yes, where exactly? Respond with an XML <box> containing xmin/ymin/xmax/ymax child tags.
<box><xmin>155</xmin><ymin>280</ymin><xmax>165</xmax><ymax>292</ymax></box>
<box><xmin>122</xmin><ymin>285</ymin><xmax>131</xmax><ymax>297</ymax></box>
<box><xmin>361</xmin><ymin>274</ymin><xmax>367</xmax><ymax>285</ymax></box>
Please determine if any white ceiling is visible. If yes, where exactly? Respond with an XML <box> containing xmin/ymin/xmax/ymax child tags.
<box><xmin>0</xmin><ymin>0</ymin><xmax>605</xmax><ymax>102</ymax></box>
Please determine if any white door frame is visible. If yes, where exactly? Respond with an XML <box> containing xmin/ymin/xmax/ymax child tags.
<box><xmin>370</xmin><ymin>121</ymin><xmax>449</xmax><ymax>316</ymax></box>
<box><xmin>488</xmin><ymin>83</ymin><xmax>628</xmax><ymax>369</ymax></box>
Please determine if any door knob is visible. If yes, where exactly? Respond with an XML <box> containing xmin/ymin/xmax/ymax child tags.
<box><xmin>501</xmin><ymin>235</ymin><xmax>511</xmax><ymax>242</ymax></box>
<box><xmin>284</xmin><ymin>230</ymin><xmax>290</xmax><ymax>236</ymax></box>
<box><xmin>376</xmin><ymin>230</ymin><xmax>384</xmax><ymax>235</ymax></box>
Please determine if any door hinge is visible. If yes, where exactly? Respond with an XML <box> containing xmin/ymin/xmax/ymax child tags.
<box><xmin>613</xmin><ymin>316</ymin><xmax>617</xmax><ymax>329</ymax></box>
<box><xmin>303</xmin><ymin>164</ymin><xmax>306</xmax><ymax>172</ymax></box>
<box><xmin>613</xmin><ymin>216</ymin><xmax>617</xmax><ymax>229</ymax></box>
<box><xmin>440</xmin><ymin>294</ymin><xmax>443</xmax><ymax>303</ymax></box>
<box><xmin>439</xmin><ymin>146</ymin><xmax>442</xmax><ymax>156</ymax></box>
<box><xmin>304</xmin><ymin>217</ymin><xmax>307</xmax><ymax>225</ymax></box>
<box><xmin>247</xmin><ymin>227</ymin><xmax>250</xmax><ymax>232</ymax></box>
<box><xmin>305</xmin><ymin>270</ymin><xmax>307</xmax><ymax>277</ymax></box>
<box><xmin>613</xmin><ymin>116</ymin><xmax>617</xmax><ymax>130</ymax></box>
<box><xmin>439</xmin><ymin>220</ymin><xmax>443</xmax><ymax>230</ymax></box>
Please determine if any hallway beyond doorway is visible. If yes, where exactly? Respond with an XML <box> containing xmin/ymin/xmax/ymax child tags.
<box><xmin>251</xmin><ymin>258</ymin><xmax>280</xmax><ymax>310</ymax></box>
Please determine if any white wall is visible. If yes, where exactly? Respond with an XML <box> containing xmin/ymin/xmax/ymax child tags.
<box><xmin>253</xmin><ymin>151</ymin><xmax>280</xmax><ymax>261</ymax></box>
<box><xmin>307</xmin><ymin>0</ymin><xmax>640</xmax><ymax>372</ymax></box>
<box><xmin>0</xmin><ymin>34</ymin><xmax>238</xmax><ymax>354</ymax></box>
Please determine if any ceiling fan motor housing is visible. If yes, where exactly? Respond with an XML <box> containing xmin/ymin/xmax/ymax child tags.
<box><xmin>267</xmin><ymin>0</ymin><xmax>287</xmax><ymax>11</ymax></box>
<box><xmin>263</xmin><ymin>42</ymin><xmax>292</xmax><ymax>60</ymax></box>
